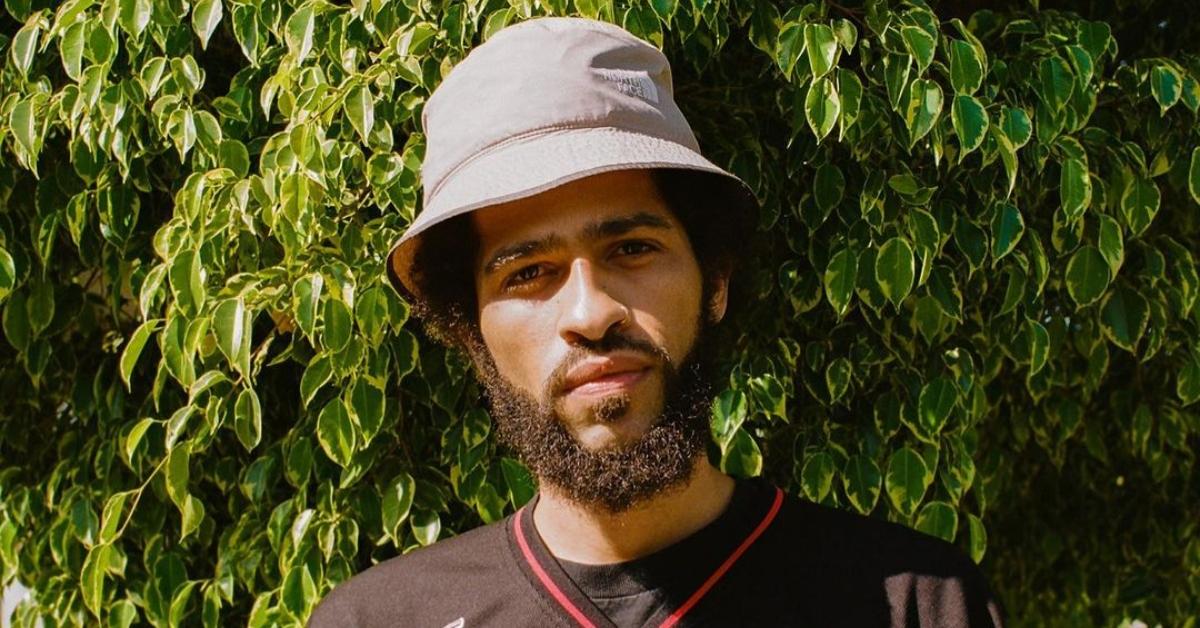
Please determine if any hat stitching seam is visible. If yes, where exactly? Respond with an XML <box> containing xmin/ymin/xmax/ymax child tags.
<box><xmin>427</xmin><ymin>122</ymin><xmax>684</xmax><ymax>201</ymax></box>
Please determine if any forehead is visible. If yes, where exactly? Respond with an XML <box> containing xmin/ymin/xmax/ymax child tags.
<box><xmin>470</xmin><ymin>169</ymin><xmax>682</xmax><ymax>267</ymax></box>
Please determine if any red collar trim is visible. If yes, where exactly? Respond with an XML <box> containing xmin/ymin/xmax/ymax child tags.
<box><xmin>514</xmin><ymin>486</ymin><xmax>785</xmax><ymax>627</ymax></box>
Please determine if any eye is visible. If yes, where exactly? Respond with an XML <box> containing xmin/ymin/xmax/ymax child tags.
<box><xmin>504</xmin><ymin>264</ymin><xmax>546</xmax><ymax>290</ymax></box>
<box><xmin>614</xmin><ymin>240</ymin><xmax>658</xmax><ymax>257</ymax></box>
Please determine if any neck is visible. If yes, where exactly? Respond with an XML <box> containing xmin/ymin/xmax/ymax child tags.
<box><xmin>531</xmin><ymin>457</ymin><xmax>735</xmax><ymax>564</ymax></box>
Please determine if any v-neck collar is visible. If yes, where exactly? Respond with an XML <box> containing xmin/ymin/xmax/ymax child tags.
<box><xmin>506</xmin><ymin>479</ymin><xmax>784</xmax><ymax>627</ymax></box>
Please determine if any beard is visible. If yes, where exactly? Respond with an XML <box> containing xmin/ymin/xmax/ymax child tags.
<box><xmin>462</xmin><ymin>315</ymin><xmax>721</xmax><ymax>514</ymax></box>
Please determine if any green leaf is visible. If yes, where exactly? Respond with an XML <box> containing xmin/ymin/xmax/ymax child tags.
<box><xmin>26</xmin><ymin>280</ymin><xmax>53</xmax><ymax>337</ymax></box>
<box><xmin>501</xmin><ymin>457</ymin><xmax>536</xmax><ymax>507</ymax></box>
<box><xmin>118</xmin><ymin>0</ymin><xmax>152</xmax><ymax>38</ymax></box>
<box><xmin>913</xmin><ymin>295</ymin><xmax>943</xmax><ymax>345</ymax></box>
<box><xmin>1150</xmin><ymin>65</ymin><xmax>1181</xmax><ymax>112</ymax></box>
<box><xmin>10</xmin><ymin>19</ymin><xmax>39</xmax><ymax>78</ymax></box>
<box><xmin>192</xmin><ymin>0</ymin><xmax>223</xmax><ymax>49</ymax></box>
<box><xmin>168</xmin><ymin>250</ymin><xmax>205</xmax><ymax>318</ymax></box>
<box><xmin>990</xmin><ymin>203</ymin><xmax>1024</xmax><ymax>262</ymax></box>
<box><xmin>875</xmin><ymin>237</ymin><xmax>915</xmax><ymax>308</ymax></box>
<box><xmin>1059</xmin><ymin>158</ymin><xmax>1092</xmax><ymax>219</ymax></box>
<box><xmin>825</xmin><ymin>357</ymin><xmax>852</xmax><ymax>403</ymax></box>
<box><xmin>720</xmin><ymin>428</ymin><xmax>763</xmax><ymax>477</ymax></box>
<box><xmin>165</xmin><ymin>443</ymin><xmax>191</xmax><ymax>509</ymax></box>
<box><xmin>10</xmin><ymin>97</ymin><xmax>39</xmax><ymax>170</ymax></box>
<box><xmin>799</xmin><ymin>452</ymin><xmax>835</xmax><ymax>503</ymax></box>
<box><xmin>0</xmin><ymin>246</ymin><xmax>13</xmax><ymax>304</ymax></box>
<box><xmin>823</xmin><ymin>247</ymin><xmax>857</xmax><ymax>317</ymax></box>
<box><xmin>1038</xmin><ymin>56</ymin><xmax>1074</xmax><ymax>113</ymax></box>
<box><xmin>349</xmin><ymin>377</ymin><xmax>385</xmax><ymax>443</ymax></box>
<box><xmin>410</xmin><ymin>510</ymin><xmax>442</xmax><ymax>547</ymax></box>
<box><xmin>1178</xmin><ymin>353</ymin><xmax>1200</xmax><ymax>406</ymax></box>
<box><xmin>804</xmin><ymin>22</ymin><xmax>838</xmax><ymax>79</ymax></box>
<box><xmin>81</xmin><ymin>544</ymin><xmax>111</xmax><ymax>616</ymax></box>
<box><xmin>99</xmin><ymin>491</ymin><xmax>133</xmax><ymax>545</ymax></box>
<box><xmin>967</xmin><ymin>513</ymin><xmax>987</xmax><ymax>563</ymax></box>
<box><xmin>109</xmin><ymin>599</ymin><xmax>138</xmax><ymax>628</ymax></box>
<box><xmin>381</xmin><ymin>472</ymin><xmax>415</xmax><ymax>542</ymax></box>
<box><xmin>710</xmin><ymin>388</ymin><xmax>747</xmax><ymax>449</ymax></box>
<box><xmin>948</xmin><ymin>39</ymin><xmax>983</xmax><ymax>94</ymax></box>
<box><xmin>951</xmin><ymin>95</ymin><xmax>987</xmax><ymax>157</ymax></box>
<box><xmin>232</xmin><ymin>4</ymin><xmax>260</xmax><ymax>64</ymax></box>
<box><xmin>837</xmin><ymin>68</ymin><xmax>862</xmax><ymax>138</ymax></box>
<box><xmin>842</xmin><ymin>454</ymin><xmax>881</xmax><ymax>514</ymax></box>
<box><xmin>3</xmin><ymin>292</ymin><xmax>31</xmax><ymax>352</ymax></box>
<box><xmin>293</xmin><ymin>272</ymin><xmax>324</xmax><ymax>339</ymax></box>
<box><xmin>901</xmin><ymin>26</ymin><xmax>935</xmax><ymax>74</ymax></box>
<box><xmin>344</xmin><ymin>84</ymin><xmax>375</xmax><ymax>143</ymax></box>
<box><xmin>285</xmin><ymin>4</ymin><xmax>315</xmax><ymax>60</ymax></box>
<box><xmin>1120</xmin><ymin>177</ymin><xmax>1160</xmax><ymax>237</ymax></box>
<box><xmin>805</xmin><ymin>77</ymin><xmax>840</xmax><ymax>142</ymax></box>
<box><xmin>1027</xmin><ymin>319</ymin><xmax>1050</xmax><ymax>376</ymax></box>
<box><xmin>317</xmin><ymin>398</ymin><xmax>356</xmax><ymax>467</ymax></box>
<box><xmin>300</xmin><ymin>353</ymin><xmax>332</xmax><ymax>407</ymax></box>
<box><xmin>234</xmin><ymin>387</ymin><xmax>262</xmax><ymax>451</ymax></box>
<box><xmin>1190</xmin><ymin>147</ymin><xmax>1200</xmax><ymax>205</ymax></box>
<box><xmin>1077</xmin><ymin>20</ymin><xmax>1111</xmax><ymax>63</ymax></box>
<box><xmin>1100</xmin><ymin>286</ymin><xmax>1149</xmax><ymax>354</ymax></box>
<box><xmin>814</xmin><ymin>163</ymin><xmax>844</xmax><ymax>213</ymax></box>
<box><xmin>165</xmin><ymin>403</ymin><xmax>199</xmax><ymax>449</ymax></box>
<box><xmin>1065</xmin><ymin>246</ymin><xmax>1110</xmax><ymax>307</ymax></box>
<box><xmin>904</xmin><ymin>79</ymin><xmax>942</xmax><ymax>148</ymax></box>
<box><xmin>915</xmin><ymin>501</ymin><xmax>958</xmax><ymax>542</ymax></box>
<box><xmin>999</xmin><ymin>106</ymin><xmax>1032</xmax><ymax>148</ymax></box>
<box><xmin>884</xmin><ymin>53</ymin><xmax>912</xmax><ymax>112</ymax></box>
<box><xmin>918</xmin><ymin>377</ymin><xmax>957</xmax><ymax>439</ymax></box>
<box><xmin>323</xmin><ymin>298</ymin><xmax>353</xmax><ymax>352</ymax></box>
<box><xmin>61</xmin><ymin>21</ymin><xmax>86</xmax><ymax>80</ymax></box>
<box><xmin>119</xmin><ymin>319</ymin><xmax>160</xmax><ymax>390</ymax></box>
<box><xmin>885</xmin><ymin>447</ymin><xmax>929</xmax><ymax>517</ymax></box>
<box><xmin>213</xmin><ymin>298</ymin><xmax>250</xmax><ymax>375</ymax></box>
<box><xmin>1097</xmin><ymin>214</ymin><xmax>1124</xmax><ymax>275</ymax></box>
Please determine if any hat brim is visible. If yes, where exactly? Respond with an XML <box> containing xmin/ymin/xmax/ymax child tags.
<box><xmin>386</xmin><ymin>125</ymin><xmax>754</xmax><ymax>305</ymax></box>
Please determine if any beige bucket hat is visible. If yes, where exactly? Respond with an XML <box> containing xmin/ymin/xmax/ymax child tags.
<box><xmin>386</xmin><ymin>16</ymin><xmax>755</xmax><ymax>303</ymax></box>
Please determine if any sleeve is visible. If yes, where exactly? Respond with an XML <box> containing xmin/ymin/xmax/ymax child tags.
<box><xmin>882</xmin><ymin>558</ymin><xmax>1006</xmax><ymax>628</ymax></box>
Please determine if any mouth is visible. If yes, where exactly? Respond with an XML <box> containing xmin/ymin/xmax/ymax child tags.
<box><xmin>564</xmin><ymin>367</ymin><xmax>652</xmax><ymax>397</ymax></box>
<box><xmin>559</xmin><ymin>351</ymin><xmax>658</xmax><ymax>398</ymax></box>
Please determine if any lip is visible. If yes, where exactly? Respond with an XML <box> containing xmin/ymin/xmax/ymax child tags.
<box><xmin>561</xmin><ymin>355</ymin><xmax>654</xmax><ymax>396</ymax></box>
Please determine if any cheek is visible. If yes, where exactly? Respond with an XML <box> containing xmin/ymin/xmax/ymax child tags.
<box><xmin>626</xmin><ymin>260</ymin><xmax>705</xmax><ymax>356</ymax></box>
<box><xmin>479</xmin><ymin>302</ymin><xmax>555</xmax><ymax>391</ymax></box>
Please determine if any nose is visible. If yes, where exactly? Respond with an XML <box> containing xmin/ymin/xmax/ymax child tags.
<box><xmin>556</xmin><ymin>258</ymin><xmax>629</xmax><ymax>345</ymax></box>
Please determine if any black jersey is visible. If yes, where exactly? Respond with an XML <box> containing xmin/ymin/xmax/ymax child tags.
<box><xmin>308</xmin><ymin>478</ymin><xmax>1004</xmax><ymax>627</ymax></box>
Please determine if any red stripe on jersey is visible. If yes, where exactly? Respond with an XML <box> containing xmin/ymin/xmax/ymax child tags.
<box><xmin>659</xmin><ymin>487</ymin><xmax>784</xmax><ymax>627</ymax></box>
<box><xmin>514</xmin><ymin>512</ymin><xmax>599</xmax><ymax>628</ymax></box>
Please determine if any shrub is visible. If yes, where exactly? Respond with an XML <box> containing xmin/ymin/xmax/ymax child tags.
<box><xmin>0</xmin><ymin>0</ymin><xmax>1196</xmax><ymax>625</ymax></box>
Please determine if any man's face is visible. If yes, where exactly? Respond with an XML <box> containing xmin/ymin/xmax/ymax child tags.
<box><xmin>466</xmin><ymin>169</ymin><xmax>728</xmax><ymax>511</ymax></box>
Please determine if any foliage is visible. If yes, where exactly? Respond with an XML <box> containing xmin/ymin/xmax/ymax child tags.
<box><xmin>0</xmin><ymin>0</ymin><xmax>1197</xmax><ymax>625</ymax></box>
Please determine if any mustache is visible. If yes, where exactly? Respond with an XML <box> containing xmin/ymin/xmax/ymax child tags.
<box><xmin>546</xmin><ymin>331</ymin><xmax>673</xmax><ymax>398</ymax></box>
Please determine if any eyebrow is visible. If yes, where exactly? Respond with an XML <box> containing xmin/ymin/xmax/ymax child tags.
<box><xmin>480</xmin><ymin>211</ymin><xmax>674</xmax><ymax>277</ymax></box>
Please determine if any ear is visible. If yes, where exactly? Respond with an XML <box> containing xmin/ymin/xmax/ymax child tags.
<box><xmin>707</xmin><ymin>262</ymin><xmax>732</xmax><ymax>325</ymax></box>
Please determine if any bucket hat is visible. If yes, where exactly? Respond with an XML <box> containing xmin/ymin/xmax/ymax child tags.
<box><xmin>386</xmin><ymin>16</ymin><xmax>756</xmax><ymax>304</ymax></box>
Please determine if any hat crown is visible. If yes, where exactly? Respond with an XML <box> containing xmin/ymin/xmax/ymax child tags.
<box><xmin>420</xmin><ymin>17</ymin><xmax>700</xmax><ymax>207</ymax></box>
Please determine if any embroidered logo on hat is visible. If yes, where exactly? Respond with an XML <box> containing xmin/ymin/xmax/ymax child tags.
<box><xmin>594</xmin><ymin>68</ymin><xmax>659</xmax><ymax>103</ymax></box>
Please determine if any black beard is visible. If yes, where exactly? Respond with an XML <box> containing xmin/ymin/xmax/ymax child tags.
<box><xmin>463</xmin><ymin>320</ymin><xmax>720</xmax><ymax>514</ymax></box>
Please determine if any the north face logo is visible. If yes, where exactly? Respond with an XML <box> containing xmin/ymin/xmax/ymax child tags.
<box><xmin>441</xmin><ymin>618</ymin><xmax>465</xmax><ymax>628</ymax></box>
<box><xmin>594</xmin><ymin>68</ymin><xmax>660</xmax><ymax>104</ymax></box>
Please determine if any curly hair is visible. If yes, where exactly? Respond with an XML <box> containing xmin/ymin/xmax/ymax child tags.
<box><xmin>402</xmin><ymin>168</ymin><xmax>757</xmax><ymax>350</ymax></box>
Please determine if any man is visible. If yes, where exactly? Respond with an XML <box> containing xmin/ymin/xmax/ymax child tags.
<box><xmin>310</xmin><ymin>16</ymin><xmax>1004</xmax><ymax>627</ymax></box>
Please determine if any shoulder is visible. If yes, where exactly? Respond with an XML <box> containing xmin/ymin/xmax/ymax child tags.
<box><xmin>761</xmin><ymin>487</ymin><xmax>1005</xmax><ymax>627</ymax></box>
<box><xmin>773</xmin><ymin>490</ymin><xmax>976</xmax><ymax>575</ymax></box>
<box><xmin>307</xmin><ymin>518</ymin><xmax>514</xmax><ymax>628</ymax></box>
